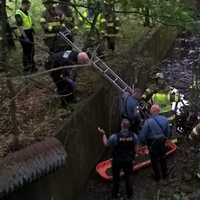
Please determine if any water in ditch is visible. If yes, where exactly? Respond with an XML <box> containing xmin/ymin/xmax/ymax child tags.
<box><xmin>83</xmin><ymin>32</ymin><xmax>200</xmax><ymax>200</ymax></box>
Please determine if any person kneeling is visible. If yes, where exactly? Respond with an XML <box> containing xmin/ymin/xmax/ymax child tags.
<box><xmin>45</xmin><ymin>50</ymin><xmax>89</xmax><ymax>106</ymax></box>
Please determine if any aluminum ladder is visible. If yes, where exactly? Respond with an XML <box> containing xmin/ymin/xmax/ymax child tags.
<box><xmin>58</xmin><ymin>26</ymin><xmax>132</xmax><ymax>93</ymax></box>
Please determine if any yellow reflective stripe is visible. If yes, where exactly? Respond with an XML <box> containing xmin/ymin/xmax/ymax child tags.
<box><xmin>48</xmin><ymin>21</ymin><xmax>61</xmax><ymax>26</ymax></box>
<box><xmin>105</xmin><ymin>33</ymin><xmax>120</xmax><ymax>37</ymax></box>
<box><xmin>40</xmin><ymin>17</ymin><xmax>46</xmax><ymax>23</ymax></box>
<box><xmin>65</xmin><ymin>17</ymin><xmax>73</xmax><ymax>21</ymax></box>
<box><xmin>174</xmin><ymin>92</ymin><xmax>180</xmax><ymax>102</ymax></box>
<box><xmin>167</xmin><ymin>93</ymin><xmax>171</xmax><ymax>101</ymax></box>
<box><xmin>107</xmin><ymin>22</ymin><xmax>114</xmax><ymax>26</ymax></box>
<box><xmin>45</xmin><ymin>33</ymin><xmax>57</xmax><ymax>37</ymax></box>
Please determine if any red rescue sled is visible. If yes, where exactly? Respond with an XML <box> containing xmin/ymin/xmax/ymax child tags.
<box><xmin>96</xmin><ymin>140</ymin><xmax>177</xmax><ymax>180</ymax></box>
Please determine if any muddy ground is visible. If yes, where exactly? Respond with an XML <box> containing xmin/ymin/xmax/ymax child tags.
<box><xmin>85</xmin><ymin>138</ymin><xmax>200</xmax><ymax>200</ymax></box>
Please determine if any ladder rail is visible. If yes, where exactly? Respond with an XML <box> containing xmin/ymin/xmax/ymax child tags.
<box><xmin>58</xmin><ymin>28</ymin><xmax>132</xmax><ymax>93</ymax></box>
<box><xmin>58</xmin><ymin>31</ymin><xmax>82</xmax><ymax>52</ymax></box>
<box><xmin>93</xmin><ymin>57</ymin><xmax>130</xmax><ymax>87</ymax></box>
<box><xmin>93</xmin><ymin>62</ymin><xmax>130</xmax><ymax>92</ymax></box>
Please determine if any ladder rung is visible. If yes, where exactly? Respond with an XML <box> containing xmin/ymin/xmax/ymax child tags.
<box><xmin>104</xmin><ymin>68</ymin><xmax>109</xmax><ymax>73</ymax></box>
<box><xmin>96</xmin><ymin>63</ymin><xmax>108</xmax><ymax>72</ymax></box>
<box><xmin>64</xmin><ymin>32</ymin><xmax>70</xmax><ymax>36</ymax></box>
<box><xmin>113</xmin><ymin>78</ymin><xmax>119</xmax><ymax>82</ymax></box>
<box><xmin>93</xmin><ymin>63</ymin><xmax>106</xmax><ymax>73</ymax></box>
<box><xmin>93</xmin><ymin>58</ymin><xmax>100</xmax><ymax>64</ymax></box>
<box><xmin>122</xmin><ymin>87</ymin><xmax>128</xmax><ymax>92</ymax></box>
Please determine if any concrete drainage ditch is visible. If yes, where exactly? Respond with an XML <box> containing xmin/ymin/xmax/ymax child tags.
<box><xmin>2</xmin><ymin>26</ymin><xmax>177</xmax><ymax>200</ymax></box>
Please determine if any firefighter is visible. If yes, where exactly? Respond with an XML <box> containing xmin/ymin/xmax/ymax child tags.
<box><xmin>78</xmin><ymin>3</ymin><xmax>105</xmax><ymax>51</ymax></box>
<box><xmin>139</xmin><ymin>104</ymin><xmax>170</xmax><ymax>181</ymax></box>
<box><xmin>103</xmin><ymin>0</ymin><xmax>120</xmax><ymax>51</ymax></box>
<box><xmin>143</xmin><ymin>72</ymin><xmax>179</xmax><ymax>120</ymax></box>
<box><xmin>40</xmin><ymin>0</ymin><xmax>74</xmax><ymax>53</ymax></box>
<box><xmin>98</xmin><ymin>119</ymin><xmax>138</xmax><ymax>199</ymax></box>
<box><xmin>45</xmin><ymin>50</ymin><xmax>89</xmax><ymax>106</ymax></box>
<box><xmin>15</xmin><ymin>0</ymin><xmax>38</xmax><ymax>74</ymax></box>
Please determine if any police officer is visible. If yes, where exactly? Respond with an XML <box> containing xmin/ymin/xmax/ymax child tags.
<box><xmin>139</xmin><ymin>104</ymin><xmax>170</xmax><ymax>181</ymax></box>
<box><xmin>15</xmin><ymin>0</ymin><xmax>38</xmax><ymax>74</ymax></box>
<box><xmin>45</xmin><ymin>50</ymin><xmax>89</xmax><ymax>106</ymax></box>
<box><xmin>98</xmin><ymin>119</ymin><xmax>138</xmax><ymax>199</ymax></box>
<box><xmin>40</xmin><ymin>0</ymin><xmax>74</xmax><ymax>52</ymax></box>
<box><xmin>120</xmin><ymin>88</ymin><xmax>143</xmax><ymax>133</ymax></box>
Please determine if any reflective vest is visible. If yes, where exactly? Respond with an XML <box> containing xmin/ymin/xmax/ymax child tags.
<box><xmin>16</xmin><ymin>9</ymin><xmax>32</xmax><ymax>30</ymax></box>
<box><xmin>81</xmin><ymin>10</ymin><xmax>91</xmax><ymax>30</ymax></box>
<box><xmin>79</xmin><ymin>9</ymin><xmax>105</xmax><ymax>32</ymax></box>
<box><xmin>152</xmin><ymin>92</ymin><xmax>171</xmax><ymax>113</ymax></box>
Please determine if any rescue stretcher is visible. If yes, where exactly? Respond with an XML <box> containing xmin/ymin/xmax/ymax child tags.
<box><xmin>96</xmin><ymin>140</ymin><xmax>177</xmax><ymax>180</ymax></box>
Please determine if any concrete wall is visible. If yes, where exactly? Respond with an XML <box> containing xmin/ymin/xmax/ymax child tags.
<box><xmin>7</xmin><ymin>26</ymin><xmax>177</xmax><ymax>200</ymax></box>
<box><xmin>133</xmin><ymin>26</ymin><xmax>177</xmax><ymax>89</ymax></box>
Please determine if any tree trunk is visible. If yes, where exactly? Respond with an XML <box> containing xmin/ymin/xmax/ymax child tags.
<box><xmin>0</xmin><ymin>0</ymin><xmax>14</xmax><ymax>52</ymax></box>
<box><xmin>0</xmin><ymin>0</ymin><xmax>19</xmax><ymax>149</ymax></box>
<box><xmin>0</xmin><ymin>0</ymin><xmax>7</xmax><ymax>60</ymax></box>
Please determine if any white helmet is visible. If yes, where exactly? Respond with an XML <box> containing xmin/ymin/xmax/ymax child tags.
<box><xmin>155</xmin><ymin>72</ymin><xmax>164</xmax><ymax>79</ymax></box>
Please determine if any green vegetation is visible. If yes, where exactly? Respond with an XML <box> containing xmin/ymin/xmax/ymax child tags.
<box><xmin>126</xmin><ymin>1</ymin><xmax>199</xmax><ymax>31</ymax></box>
<box><xmin>173</xmin><ymin>192</ymin><xmax>189</xmax><ymax>200</ymax></box>
<box><xmin>6</xmin><ymin>0</ymin><xmax>200</xmax><ymax>32</ymax></box>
